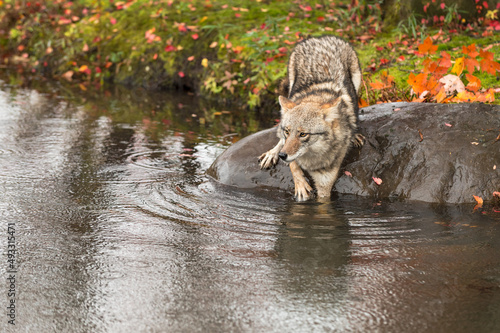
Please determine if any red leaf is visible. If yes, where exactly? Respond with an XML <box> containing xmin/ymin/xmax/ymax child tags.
<box><xmin>372</xmin><ymin>177</ymin><xmax>383</xmax><ymax>185</ymax></box>
<box><xmin>110</xmin><ymin>17</ymin><xmax>117</xmax><ymax>25</ymax></box>
<box><xmin>165</xmin><ymin>45</ymin><xmax>177</xmax><ymax>52</ymax></box>
<box><xmin>191</xmin><ymin>33</ymin><xmax>199</xmax><ymax>40</ymax></box>
<box><xmin>178</xmin><ymin>71</ymin><xmax>185</xmax><ymax>78</ymax></box>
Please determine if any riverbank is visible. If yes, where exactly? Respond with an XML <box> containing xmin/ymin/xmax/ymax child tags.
<box><xmin>1</xmin><ymin>0</ymin><xmax>499</xmax><ymax>110</ymax></box>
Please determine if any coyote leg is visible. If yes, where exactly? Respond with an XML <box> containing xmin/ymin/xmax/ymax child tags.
<box><xmin>259</xmin><ymin>139</ymin><xmax>284</xmax><ymax>169</ymax></box>
<box><xmin>290</xmin><ymin>161</ymin><xmax>313</xmax><ymax>201</ymax></box>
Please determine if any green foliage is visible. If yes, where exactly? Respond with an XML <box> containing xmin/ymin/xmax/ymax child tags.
<box><xmin>0</xmin><ymin>0</ymin><xmax>498</xmax><ymax>109</ymax></box>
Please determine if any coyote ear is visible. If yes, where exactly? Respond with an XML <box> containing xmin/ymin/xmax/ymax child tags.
<box><xmin>279</xmin><ymin>96</ymin><xmax>296</xmax><ymax>111</ymax></box>
<box><xmin>321</xmin><ymin>97</ymin><xmax>342</xmax><ymax>123</ymax></box>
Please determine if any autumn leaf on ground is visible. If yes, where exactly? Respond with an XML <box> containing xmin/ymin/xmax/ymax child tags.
<box><xmin>479</xmin><ymin>49</ymin><xmax>500</xmax><ymax>75</ymax></box>
<box><xmin>434</xmin><ymin>88</ymin><xmax>448</xmax><ymax>103</ymax></box>
<box><xmin>439</xmin><ymin>74</ymin><xmax>465</xmax><ymax>95</ymax></box>
<box><xmin>462</xmin><ymin>44</ymin><xmax>479</xmax><ymax>58</ymax></box>
<box><xmin>465</xmin><ymin>74</ymin><xmax>481</xmax><ymax>92</ymax></box>
<box><xmin>464</xmin><ymin>57</ymin><xmax>479</xmax><ymax>74</ymax></box>
<box><xmin>408</xmin><ymin>73</ymin><xmax>428</xmax><ymax>95</ymax></box>
<box><xmin>372</xmin><ymin>177</ymin><xmax>383</xmax><ymax>185</ymax></box>
<box><xmin>451</xmin><ymin>57</ymin><xmax>465</xmax><ymax>76</ymax></box>
<box><xmin>418</xmin><ymin>37</ymin><xmax>438</xmax><ymax>55</ymax></box>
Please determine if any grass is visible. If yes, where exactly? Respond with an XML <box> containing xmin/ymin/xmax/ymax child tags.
<box><xmin>0</xmin><ymin>0</ymin><xmax>499</xmax><ymax>110</ymax></box>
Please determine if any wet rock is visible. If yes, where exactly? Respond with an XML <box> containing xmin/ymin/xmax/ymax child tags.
<box><xmin>207</xmin><ymin>102</ymin><xmax>500</xmax><ymax>203</ymax></box>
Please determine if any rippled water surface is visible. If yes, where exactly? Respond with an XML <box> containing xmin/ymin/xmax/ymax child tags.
<box><xmin>1</xmin><ymin>83</ymin><xmax>500</xmax><ymax>332</ymax></box>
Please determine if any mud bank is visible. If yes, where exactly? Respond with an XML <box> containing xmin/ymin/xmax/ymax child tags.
<box><xmin>207</xmin><ymin>102</ymin><xmax>500</xmax><ymax>203</ymax></box>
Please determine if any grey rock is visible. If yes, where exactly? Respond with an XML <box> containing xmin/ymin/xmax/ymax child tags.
<box><xmin>207</xmin><ymin>102</ymin><xmax>500</xmax><ymax>203</ymax></box>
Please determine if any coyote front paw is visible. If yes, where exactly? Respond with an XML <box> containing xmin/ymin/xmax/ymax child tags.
<box><xmin>352</xmin><ymin>133</ymin><xmax>365</xmax><ymax>147</ymax></box>
<box><xmin>259</xmin><ymin>150</ymin><xmax>279</xmax><ymax>169</ymax></box>
<box><xmin>294</xmin><ymin>178</ymin><xmax>313</xmax><ymax>201</ymax></box>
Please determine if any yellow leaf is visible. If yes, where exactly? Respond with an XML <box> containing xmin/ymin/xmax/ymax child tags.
<box><xmin>79</xmin><ymin>65</ymin><xmax>88</xmax><ymax>72</ymax></box>
<box><xmin>199</xmin><ymin>16</ymin><xmax>208</xmax><ymax>23</ymax></box>
<box><xmin>201</xmin><ymin>58</ymin><xmax>208</xmax><ymax>68</ymax></box>
<box><xmin>451</xmin><ymin>57</ymin><xmax>464</xmax><ymax>76</ymax></box>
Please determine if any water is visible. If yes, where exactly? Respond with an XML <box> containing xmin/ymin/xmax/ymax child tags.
<box><xmin>1</xmin><ymin>82</ymin><xmax>500</xmax><ymax>332</ymax></box>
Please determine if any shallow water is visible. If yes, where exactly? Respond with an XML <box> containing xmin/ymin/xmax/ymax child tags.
<box><xmin>1</xmin><ymin>83</ymin><xmax>500</xmax><ymax>332</ymax></box>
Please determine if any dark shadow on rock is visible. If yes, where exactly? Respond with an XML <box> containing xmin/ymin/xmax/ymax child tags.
<box><xmin>207</xmin><ymin>102</ymin><xmax>500</xmax><ymax>203</ymax></box>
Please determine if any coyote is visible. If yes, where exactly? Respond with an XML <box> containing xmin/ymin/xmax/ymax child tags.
<box><xmin>259</xmin><ymin>35</ymin><xmax>363</xmax><ymax>201</ymax></box>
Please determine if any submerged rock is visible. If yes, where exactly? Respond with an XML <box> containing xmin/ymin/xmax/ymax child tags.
<box><xmin>207</xmin><ymin>102</ymin><xmax>500</xmax><ymax>203</ymax></box>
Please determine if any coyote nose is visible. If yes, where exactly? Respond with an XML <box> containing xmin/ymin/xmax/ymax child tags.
<box><xmin>278</xmin><ymin>152</ymin><xmax>288</xmax><ymax>160</ymax></box>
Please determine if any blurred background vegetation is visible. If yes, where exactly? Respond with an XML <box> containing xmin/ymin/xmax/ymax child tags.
<box><xmin>0</xmin><ymin>0</ymin><xmax>499</xmax><ymax>111</ymax></box>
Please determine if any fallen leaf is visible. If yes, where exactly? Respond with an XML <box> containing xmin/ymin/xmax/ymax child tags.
<box><xmin>372</xmin><ymin>177</ymin><xmax>383</xmax><ymax>185</ymax></box>
<box><xmin>465</xmin><ymin>74</ymin><xmax>481</xmax><ymax>92</ymax></box>
<box><xmin>439</xmin><ymin>74</ymin><xmax>465</xmax><ymax>94</ymax></box>
<box><xmin>445</xmin><ymin>123</ymin><xmax>452</xmax><ymax>127</ymax></box>
<box><xmin>345</xmin><ymin>171</ymin><xmax>353</xmax><ymax>177</ymax></box>
<box><xmin>418</xmin><ymin>129</ymin><xmax>424</xmax><ymax>142</ymax></box>
<box><xmin>201</xmin><ymin>58</ymin><xmax>208</xmax><ymax>67</ymax></box>
<box><xmin>418</xmin><ymin>37</ymin><xmax>438</xmax><ymax>55</ymax></box>
<box><xmin>451</xmin><ymin>57</ymin><xmax>465</xmax><ymax>76</ymax></box>
<box><xmin>493</xmin><ymin>191</ymin><xmax>500</xmax><ymax>198</ymax></box>
<box><xmin>473</xmin><ymin>195</ymin><xmax>483</xmax><ymax>207</ymax></box>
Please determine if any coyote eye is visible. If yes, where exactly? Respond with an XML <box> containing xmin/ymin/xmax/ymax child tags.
<box><xmin>299</xmin><ymin>132</ymin><xmax>308</xmax><ymax>138</ymax></box>
<box><xmin>284</xmin><ymin>129</ymin><xmax>290</xmax><ymax>136</ymax></box>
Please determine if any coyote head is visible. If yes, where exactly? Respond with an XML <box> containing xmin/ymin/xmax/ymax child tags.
<box><xmin>277</xmin><ymin>95</ymin><xmax>350</xmax><ymax>164</ymax></box>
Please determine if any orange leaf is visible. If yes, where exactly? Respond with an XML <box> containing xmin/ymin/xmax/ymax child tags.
<box><xmin>439</xmin><ymin>51</ymin><xmax>452</xmax><ymax>68</ymax></box>
<box><xmin>370</xmin><ymin>81</ymin><xmax>386</xmax><ymax>90</ymax></box>
<box><xmin>480</xmin><ymin>58</ymin><xmax>500</xmax><ymax>75</ymax></box>
<box><xmin>462</xmin><ymin>44</ymin><xmax>479</xmax><ymax>58</ymax></box>
<box><xmin>479</xmin><ymin>49</ymin><xmax>494</xmax><ymax>61</ymax></box>
<box><xmin>474</xmin><ymin>89</ymin><xmax>495</xmax><ymax>103</ymax></box>
<box><xmin>464</xmin><ymin>58</ymin><xmax>479</xmax><ymax>74</ymax></box>
<box><xmin>358</xmin><ymin>98</ymin><xmax>369</xmax><ymax>108</ymax></box>
<box><xmin>418</xmin><ymin>37</ymin><xmax>438</xmax><ymax>55</ymax></box>
<box><xmin>473</xmin><ymin>195</ymin><xmax>483</xmax><ymax>207</ymax></box>
<box><xmin>465</xmin><ymin>74</ymin><xmax>481</xmax><ymax>92</ymax></box>
<box><xmin>451</xmin><ymin>57</ymin><xmax>465</xmax><ymax>76</ymax></box>
<box><xmin>451</xmin><ymin>90</ymin><xmax>476</xmax><ymax>103</ymax></box>
<box><xmin>435</xmin><ymin>88</ymin><xmax>447</xmax><ymax>103</ymax></box>
<box><xmin>408</xmin><ymin>73</ymin><xmax>428</xmax><ymax>95</ymax></box>
<box><xmin>372</xmin><ymin>177</ymin><xmax>383</xmax><ymax>185</ymax></box>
